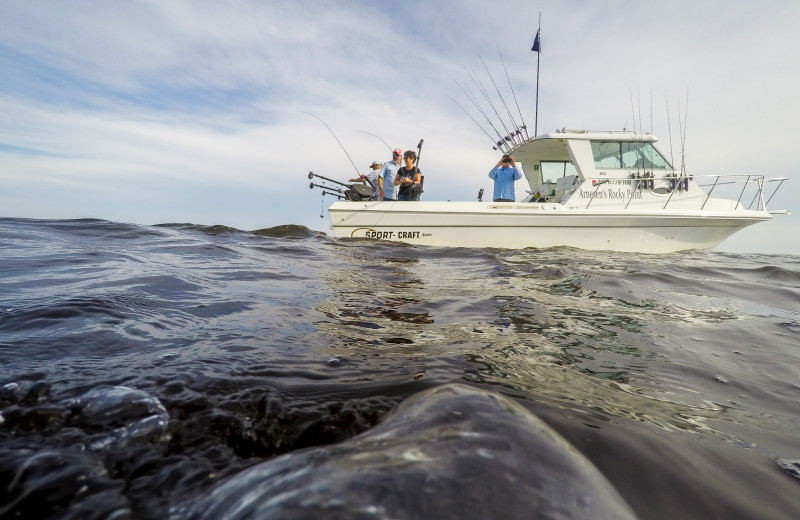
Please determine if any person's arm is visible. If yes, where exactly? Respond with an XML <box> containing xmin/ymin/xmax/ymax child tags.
<box><xmin>397</xmin><ymin>170</ymin><xmax>417</xmax><ymax>186</ymax></box>
<box><xmin>378</xmin><ymin>176</ymin><xmax>384</xmax><ymax>199</ymax></box>
<box><xmin>489</xmin><ymin>166</ymin><xmax>499</xmax><ymax>179</ymax></box>
<box><xmin>512</xmin><ymin>165</ymin><xmax>522</xmax><ymax>180</ymax></box>
<box><xmin>414</xmin><ymin>168</ymin><xmax>421</xmax><ymax>184</ymax></box>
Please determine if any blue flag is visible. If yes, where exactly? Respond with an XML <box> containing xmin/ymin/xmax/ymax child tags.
<box><xmin>531</xmin><ymin>29</ymin><xmax>541</xmax><ymax>53</ymax></box>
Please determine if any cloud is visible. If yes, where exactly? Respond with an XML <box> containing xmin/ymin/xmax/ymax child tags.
<box><xmin>0</xmin><ymin>0</ymin><xmax>798</xmax><ymax>252</ymax></box>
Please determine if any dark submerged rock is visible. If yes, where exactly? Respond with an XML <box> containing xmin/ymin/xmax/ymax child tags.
<box><xmin>188</xmin><ymin>383</ymin><xmax>638</xmax><ymax>520</ymax></box>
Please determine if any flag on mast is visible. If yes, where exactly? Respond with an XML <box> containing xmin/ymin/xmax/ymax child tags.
<box><xmin>532</xmin><ymin>19</ymin><xmax>542</xmax><ymax>137</ymax></box>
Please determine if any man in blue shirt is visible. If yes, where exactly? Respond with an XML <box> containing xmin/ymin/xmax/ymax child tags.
<box><xmin>379</xmin><ymin>149</ymin><xmax>402</xmax><ymax>200</ymax></box>
<box><xmin>488</xmin><ymin>154</ymin><xmax>522</xmax><ymax>202</ymax></box>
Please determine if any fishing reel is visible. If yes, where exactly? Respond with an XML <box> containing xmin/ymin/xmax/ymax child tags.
<box><xmin>307</xmin><ymin>171</ymin><xmax>373</xmax><ymax>201</ymax></box>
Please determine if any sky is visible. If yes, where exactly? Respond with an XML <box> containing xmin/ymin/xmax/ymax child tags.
<box><xmin>1</xmin><ymin>0</ymin><xmax>798</xmax><ymax>254</ymax></box>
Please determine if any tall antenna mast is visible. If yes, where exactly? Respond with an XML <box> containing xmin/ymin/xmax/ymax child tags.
<box><xmin>531</xmin><ymin>12</ymin><xmax>542</xmax><ymax>137</ymax></box>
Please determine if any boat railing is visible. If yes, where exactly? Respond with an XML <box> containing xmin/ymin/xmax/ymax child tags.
<box><xmin>696</xmin><ymin>174</ymin><xmax>788</xmax><ymax>211</ymax></box>
<box><xmin>576</xmin><ymin>173</ymin><xmax>787</xmax><ymax>211</ymax></box>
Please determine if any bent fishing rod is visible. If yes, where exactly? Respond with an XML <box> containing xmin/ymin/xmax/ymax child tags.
<box><xmin>300</xmin><ymin>111</ymin><xmax>362</xmax><ymax>178</ymax></box>
<box><xmin>359</xmin><ymin>131</ymin><xmax>393</xmax><ymax>153</ymax></box>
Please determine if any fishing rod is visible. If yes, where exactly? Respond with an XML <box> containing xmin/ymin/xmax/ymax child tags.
<box><xmin>309</xmin><ymin>180</ymin><xmax>338</xmax><ymax>191</ymax></box>
<box><xmin>415</xmin><ymin>139</ymin><xmax>424</xmax><ymax>167</ymax></box>
<box><xmin>447</xmin><ymin>94</ymin><xmax>507</xmax><ymax>151</ymax></box>
<box><xmin>681</xmin><ymin>89</ymin><xmax>689</xmax><ymax>175</ymax></box>
<box><xmin>300</xmin><ymin>111</ymin><xmax>362</xmax><ymax>178</ymax></box>
<box><xmin>359</xmin><ymin>131</ymin><xmax>393</xmax><ymax>153</ymax></box>
<box><xmin>677</xmin><ymin>92</ymin><xmax>688</xmax><ymax>175</ymax></box>
<box><xmin>465</xmin><ymin>64</ymin><xmax>519</xmax><ymax>147</ymax></box>
<box><xmin>308</xmin><ymin>170</ymin><xmax>374</xmax><ymax>190</ymax></box>
<box><xmin>454</xmin><ymin>79</ymin><xmax>510</xmax><ymax>152</ymax></box>
<box><xmin>637</xmin><ymin>88</ymin><xmax>643</xmax><ymax>143</ymax></box>
<box><xmin>479</xmin><ymin>53</ymin><xmax>523</xmax><ymax>144</ymax></box>
<box><xmin>457</xmin><ymin>79</ymin><xmax>508</xmax><ymax>148</ymax></box>
<box><xmin>309</xmin><ymin>182</ymin><xmax>345</xmax><ymax>200</ymax></box>
<box><xmin>491</xmin><ymin>27</ymin><xmax>529</xmax><ymax>139</ymax></box>
<box><xmin>665</xmin><ymin>91</ymin><xmax>675</xmax><ymax>173</ymax></box>
<box><xmin>309</xmin><ymin>178</ymin><xmax>346</xmax><ymax>200</ymax></box>
<box><xmin>308</xmin><ymin>171</ymin><xmax>374</xmax><ymax>201</ymax></box>
<box><xmin>308</xmin><ymin>170</ymin><xmax>349</xmax><ymax>188</ymax></box>
<box><xmin>629</xmin><ymin>87</ymin><xmax>637</xmax><ymax>135</ymax></box>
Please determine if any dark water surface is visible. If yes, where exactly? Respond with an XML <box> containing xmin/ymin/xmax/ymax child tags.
<box><xmin>1</xmin><ymin>217</ymin><xmax>799</xmax><ymax>519</ymax></box>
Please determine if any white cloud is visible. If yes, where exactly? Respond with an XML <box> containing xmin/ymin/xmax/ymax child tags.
<box><xmin>0</xmin><ymin>0</ymin><xmax>798</xmax><ymax>252</ymax></box>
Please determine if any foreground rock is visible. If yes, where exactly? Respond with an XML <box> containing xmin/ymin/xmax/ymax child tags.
<box><xmin>189</xmin><ymin>383</ymin><xmax>638</xmax><ymax>520</ymax></box>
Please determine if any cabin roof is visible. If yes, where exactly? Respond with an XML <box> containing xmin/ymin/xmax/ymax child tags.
<box><xmin>534</xmin><ymin>130</ymin><xmax>658</xmax><ymax>142</ymax></box>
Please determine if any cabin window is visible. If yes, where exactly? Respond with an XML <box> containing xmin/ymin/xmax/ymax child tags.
<box><xmin>591</xmin><ymin>141</ymin><xmax>672</xmax><ymax>169</ymax></box>
<box><xmin>540</xmin><ymin>161</ymin><xmax>578</xmax><ymax>181</ymax></box>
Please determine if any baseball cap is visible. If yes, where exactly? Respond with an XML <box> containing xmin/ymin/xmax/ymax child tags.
<box><xmin>393</xmin><ymin>148</ymin><xmax>402</xmax><ymax>156</ymax></box>
<box><xmin>370</xmin><ymin>160</ymin><xmax>381</xmax><ymax>167</ymax></box>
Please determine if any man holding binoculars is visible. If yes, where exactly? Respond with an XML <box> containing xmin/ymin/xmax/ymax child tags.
<box><xmin>488</xmin><ymin>154</ymin><xmax>522</xmax><ymax>202</ymax></box>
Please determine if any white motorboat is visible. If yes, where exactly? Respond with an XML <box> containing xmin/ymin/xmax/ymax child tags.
<box><xmin>319</xmin><ymin>130</ymin><xmax>787</xmax><ymax>253</ymax></box>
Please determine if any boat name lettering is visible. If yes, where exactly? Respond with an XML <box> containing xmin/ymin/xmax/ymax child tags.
<box><xmin>364</xmin><ymin>230</ymin><xmax>422</xmax><ymax>240</ymax></box>
<box><xmin>366</xmin><ymin>230</ymin><xmax>394</xmax><ymax>239</ymax></box>
<box><xmin>578</xmin><ymin>188</ymin><xmax>643</xmax><ymax>200</ymax></box>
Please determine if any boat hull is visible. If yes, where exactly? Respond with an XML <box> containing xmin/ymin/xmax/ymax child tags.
<box><xmin>328</xmin><ymin>201</ymin><xmax>771</xmax><ymax>253</ymax></box>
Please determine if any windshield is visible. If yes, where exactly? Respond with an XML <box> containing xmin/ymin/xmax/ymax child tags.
<box><xmin>541</xmin><ymin>160</ymin><xmax>578</xmax><ymax>181</ymax></box>
<box><xmin>591</xmin><ymin>141</ymin><xmax>672</xmax><ymax>169</ymax></box>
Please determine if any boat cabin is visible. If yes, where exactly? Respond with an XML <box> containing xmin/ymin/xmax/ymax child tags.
<box><xmin>510</xmin><ymin>130</ymin><xmax>689</xmax><ymax>208</ymax></box>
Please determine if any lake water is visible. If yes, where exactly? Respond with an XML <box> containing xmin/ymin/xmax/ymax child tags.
<box><xmin>1</xmin><ymin>217</ymin><xmax>799</xmax><ymax>519</ymax></box>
